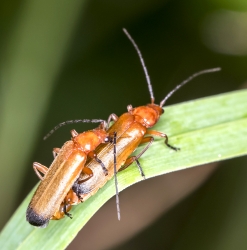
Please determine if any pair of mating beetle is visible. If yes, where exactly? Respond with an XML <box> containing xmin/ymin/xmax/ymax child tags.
<box><xmin>26</xmin><ymin>29</ymin><xmax>220</xmax><ymax>228</ymax></box>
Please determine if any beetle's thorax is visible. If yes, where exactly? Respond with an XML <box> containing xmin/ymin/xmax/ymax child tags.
<box><xmin>127</xmin><ymin>103</ymin><xmax>164</xmax><ymax>128</ymax></box>
<box><xmin>73</xmin><ymin>129</ymin><xmax>107</xmax><ymax>154</ymax></box>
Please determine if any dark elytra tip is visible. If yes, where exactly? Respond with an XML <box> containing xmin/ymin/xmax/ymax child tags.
<box><xmin>26</xmin><ymin>206</ymin><xmax>49</xmax><ymax>228</ymax></box>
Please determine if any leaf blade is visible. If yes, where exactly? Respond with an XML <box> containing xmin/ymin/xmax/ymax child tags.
<box><xmin>0</xmin><ymin>89</ymin><xmax>246</xmax><ymax>249</ymax></box>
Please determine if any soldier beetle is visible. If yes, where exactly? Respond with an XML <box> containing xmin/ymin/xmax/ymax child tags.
<box><xmin>72</xmin><ymin>29</ymin><xmax>221</xmax><ymax>220</ymax></box>
<box><xmin>26</xmin><ymin>120</ymin><xmax>111</xmax><ymax>228</ymax></box>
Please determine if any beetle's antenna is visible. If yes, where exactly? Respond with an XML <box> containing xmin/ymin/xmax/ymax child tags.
<box><xmin>113</xmin><ymin>131</ymin><xmax>121</xmax><ymax>220</ymax></box>
<box><xmin>43</xmin><ymin>119</ymin><xmax>105</xmax><ymax>140</ymax></box>
<box><xmin>123</xmin><ymin>28</ymin><xmax>155</xmax><ymax>104</ymax></box>
<box><xmin>159</xmin><ymin>67</ymin><xmax>221</xmax><ymax>107</ymax></box>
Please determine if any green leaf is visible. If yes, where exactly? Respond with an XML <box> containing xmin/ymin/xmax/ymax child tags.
<box><xmin>0</xmin><ymin>89</ymin><xmax>246</xmax><ymax>249</ymax></box>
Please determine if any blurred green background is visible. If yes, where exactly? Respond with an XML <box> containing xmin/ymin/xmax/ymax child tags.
<box><xmin>0</xmin><ymin>0</ymin><xmax>247</xmax><ymax>249</ymax></box>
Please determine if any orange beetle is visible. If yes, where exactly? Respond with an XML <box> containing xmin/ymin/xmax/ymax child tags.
<box><xmin>72</xmin><ymin>29</ymin><xmax>221</xmax><ymax>219</ymax></box>
<box><xmin>26</xmin><ymin>121</ymin><xmax>110</xmax><ymax>228</ymax></box>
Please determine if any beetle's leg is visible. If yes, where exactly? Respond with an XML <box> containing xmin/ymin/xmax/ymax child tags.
<box><xmin>147</xmin><ymin>130</ymin><xmax>179</xmax><ymax>151</ymax></box>
<box><xmin>121</xmin><ymin>157</ymin><xmax>145</xmax><ymax>179</ymax></box>
<box><xmin>70</xmin><ymin>129</ymin><xmax>78</xmax><ymax>138</ymax></box>
<box><xmin>65</xmin><ymin>189</ymin><xmax>81</xmax><ymax>205</ymax></box>
<box><xmin>88</xmin><ymin>151</ymin><xmax>108</xmax><ymax>176</ymax></box>
<box><xmin>51</xmin><ymin>199</ymin><xmax>74</xmax><ymax>220</ymax></box>
<box><xmin>52</xmin><ymin>147</ymin><xmax>60</xmax><ymax>159</ymax></box>
<box><xmin>63</xmin><ymin>203</ymin><xmax>72</xmax><ymax>219</ymax></box>
<box><xmin>106</xmin><ymin>113</ymin><xmax>119</xmax><ymax>129</ymax></box>
<box><xmin>119</xmin><ymin>136</ymin><xmax>154</xmax><ymax>179</ymax></box>
<box><xmin>33</xmin><ymin>162</ymin><xmax>48</xmax><ymax>180</ymax></box>
<box><xmin>77</xmin><ymin>166</ymin><xmax>94</xmax><ymax>185</ymax></box>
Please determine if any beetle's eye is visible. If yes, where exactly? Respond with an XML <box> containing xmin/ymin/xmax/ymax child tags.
<box><xmin>105</xmin><ymin>136</ymin><xmax>114</xmax><ymax>143</ymax></box>
<box><xmin>104</xmin><ymin>136</ymin><xmax>110</xmax><ymax>143</ymax></box>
